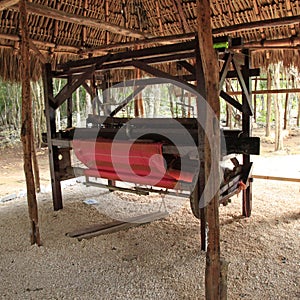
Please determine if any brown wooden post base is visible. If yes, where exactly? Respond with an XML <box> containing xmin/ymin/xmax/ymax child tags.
<box><xmin>242</xmin><ymin>177</ymin><xmax>253</xmax><ymax>217</ymax></box>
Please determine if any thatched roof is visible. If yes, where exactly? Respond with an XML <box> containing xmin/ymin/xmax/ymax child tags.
<box><xmin>0</xmin><ymin>0</ymin><xmax>299</xmax><ymax>81</ymax></box>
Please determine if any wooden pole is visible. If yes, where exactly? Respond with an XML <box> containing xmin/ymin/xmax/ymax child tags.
<box><xmin>19</xmin><ymin>0</ymin><xmax>41</xmax><ymax>245</ymax></box>
<box><xmin>266</xmin><ymin>69</ymin><xmax>272</xmax><ymax>137</ymax></box>
<box><xmin>196</xmin><ymin>0</ymin><xmax>223</xmax><ymax>299</ymax></box>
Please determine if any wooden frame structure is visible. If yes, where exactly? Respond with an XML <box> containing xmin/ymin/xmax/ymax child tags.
<box><xmin>43</xmin><ymin>37</ymin><xmax>259</xmax><ymax>251</ymax></box>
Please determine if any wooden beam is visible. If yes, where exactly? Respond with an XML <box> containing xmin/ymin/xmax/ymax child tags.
<box><xmin>252</xmin><ymin>174</ymin><xmax>300</xmax><ymax>183</ymax></box>
<box><xmin>241</xmin><ymin>49</ymin><xmax>252</xmax><ymax>218</ymax></box>
<box><xmin>177</xmin><ymin>60</ymin><xmax>196</xmax><ymax>76</ymax></box>
<box><xmin>28</xmin><ymin>40</ymin><xmax>47</xmax><ymax>64</ymax></box>
<box><xmin>196</xmin><ymin>0</ymin><xmax>222</xmax><ymax>299</ymax></box>
<box><xmin>241</xmin><ymin>37</ymin><xmax>300</xmax><ymax>49</ymax></box>
<box><xmin>82</xmin><ymin>32</ymin><xmax>196</xmax><ymax>55</ymax></box>
<box><xmin>228</xmin><ymin>88</ymin><xmax>300</xmax><ymax>95</ymax></box>
<box><xmin>58</xmin><ymin>40</ymin><xmax>196</xmax><ymax>70</ymax></box>
<box><xmin>213</xmin><ymin>15</ymin><xmax>300</xmax><ymax>35</ymax></box>
<box><xmin>110</xmin><ymin>86</ymin><xmax>145</xmax><ymax>117</ymax></box>
<box><xmin>219</xmin><ymin>53</ymin><xmax>233</xmax><ymax>89</ymax></box>
<box><xmin>131</xmin><ymin>60</ymin><xmax>198</xmax><ymax>94</ymax></box>
<box><xmin>0</xmin><ymin>32</ymin><xmax>81</xmax><ymax>54</ymax></box>
<box><xmin>53</xmin><ymin>67</ymin><xmax>94</xmax><ymax>109</ymax></box>
<box><xmin>232</xmin><ymin>56</ymin><xmax>253</xmax><ymax>115</ymax></box>
<box><xmin>12</xmin><ymin>1</ymin><xmax>154</xmax><ymax>39</ymax></box>
<box><xmin>19</xmin><ymin>0</ymin><xmax>41</xmax><ymax>245</ymax></box>
<box><xmin>0</xmin><ymin>0</ymin><xmax>18</xmax><ymax>11</ymax></box>
<box><xmin>220</xmin><ymin>90</ymin><xmax>243</xmax><ymax>112</ymax></box>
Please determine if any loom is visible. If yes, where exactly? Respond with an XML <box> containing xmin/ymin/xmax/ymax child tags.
<box><xmin>43</xmin><ymin>38</ymin><xmax>260</xmax><ymax>220</ymax></box>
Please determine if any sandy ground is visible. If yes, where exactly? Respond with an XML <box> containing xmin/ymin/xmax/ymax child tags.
<box><xmin>0</xmin><ymin>129</ymin><xmax>299</xmax><ymax>299</ymax></box>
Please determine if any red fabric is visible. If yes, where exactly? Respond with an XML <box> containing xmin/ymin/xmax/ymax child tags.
<box><xmin>72</xmin><ymin>138</ymin><xmax>194</xmax><ymax>189</ymax></box>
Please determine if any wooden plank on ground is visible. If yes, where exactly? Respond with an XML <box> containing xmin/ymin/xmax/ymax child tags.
<box><xmin>67</xmin><ymin>211</ymin><xmax>169</xmax><ymax>240</ymax></box>
<box><xmin>252</xmin><ymin>175</ymin><xmax>300</xmax><ymax>183</ymax></box>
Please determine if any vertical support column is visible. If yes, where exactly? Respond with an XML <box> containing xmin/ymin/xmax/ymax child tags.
<box><xmin>43</xmin><ymin>63</ymin><xmax>63</xmax><ymax>210</ymax></box>
<box><xmin>19</xmin><ymin>0</ymin><xmax>41</xmax><ymax>245</ymax></box>
<box><xmin>195</xmin><ymin>40</ymin><xmax>207</xmax><ymax>251</ymax></box>
<box><xmin>242</xmin><ymin>49</ymin><xmax>252</xmax><ymax>217</ymax></box>
<box><xmin>67</xmin><ymin>76</ymin><xmax>73</xmax><ymax>128</ymax></box>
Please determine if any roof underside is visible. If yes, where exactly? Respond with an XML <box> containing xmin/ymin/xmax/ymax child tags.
<box><xmin>0</xmin><ymin>0</ymin><xmax>299</xmax><ymax>81</ymax></box>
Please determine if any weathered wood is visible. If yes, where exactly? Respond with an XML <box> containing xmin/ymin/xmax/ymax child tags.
<box><xmin>67</xmin><ymin>211</ymin><xmax>169</xmax><ymax>239</ymax></box>
<box><xmin>110</xmin><ymin>86</ymin><xmax>145</xmax><ymax>117</ymax></box>
<box><xmin>241</xmin><ymin>49</ymin><xmax>252</xmax><ymax>218</ymax></box>
<box><xmin>242</xmin><ymin>36</ymin><xmax>300</xmax><ymax>49</ymax></box>
<box><xmin>174</xmin><ymin>0</ymin><xmax>190</xmax><ymax>33</ymax></box>
<box><xmin>31</xmin><ymin>135</ymin><xmax>40</xmax><ymax>193</ymax></box>
<box><xmin>266</xmin><ymin>69</ymin><xmax>272</xmax><ymax>137</ymax></box>
<box><xmin>252</xmin><ymin>175</ymin><xmax>300</xmax><ymax>183</ymax></box>
<box><xmin>131</xmin><ymin>60</ymin><xmax>198</xmax><ymax>95</ymax></box>
<box><xmin>19</xmin><ymin>0</ymin><xmax>41</xmax><ymax>245</ymax></box>
<box><xmin>220</xmin><ymin>91</ymin><xmax>243</xmax><ymax>112</ymax></box>
<box><xmin>232</xmin><ymin>56</ymin><xmax>253</xmax><ymax>115</ymax></box>
<box><xmin>0</xmin><ymin>0</ymin><xmax>18</xmax><ymax>11</ymax></box>
<box><xmin>226</xmin><ymin>68</ymin><xmax>260</xmax><ymax>79</ymax></box>
<box><xmin>58</xmin><ymin>40</ymin><xmax>196</xmax><ymax>70</ymax></box>
<box><xmin>43</xmin><ymin>63</ymin><xmax>63</xmax><ymax>210</ymax></box>
<box><xmin>196</xmin><ymin>0</ymin><xmax>222</xmax><ymax>299</ymax></box>
<box><xmin>67</xmin><ymin>76</ymin><xmax>73</xmax><ymax>128</ymax></box>
<box><xmin>228</xmin><ymin>88</ymin><xmax>300</xmax><ymax>95</ymax></box>
<box><xmin>53</xmin><ymin>67</ymin><xmax>94</xmax><ymax>109</ymax></box>
<box><xmin>284</xmin><ymin>93</ymin><xmax>289</xmax><ymax>130</ymax></box>
<box><xmin>219</xmin><ymin>53</ymin><xmax>233</xmax><ymax>89</ymax></box>
<box><xmin>12</xmin><ymin>1</ymin><xmax>154</xmax><ymax>40</ymax></box>
<box><xmin>213</xmin><ymin>15</ymin><xmax>300</xmax><ymax>35</ymax></box>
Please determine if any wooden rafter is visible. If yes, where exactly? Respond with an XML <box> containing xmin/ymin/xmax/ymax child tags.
<box><xmin>241</xmin><ymin>37</ymin><xmax>300</xmax><ymax>49</ymax></box>
<box><xmin>52</xmin><ymin>67</ymin><xmax>95</xmax><ymax>109</ymax></box>
<box><xmin>174</xmin><ymin>0</ymin><xmax>190</xmax><ymax>33</ymax></box>
<box><xmin>213</xmin><ymin>15</ymin><xmax>300</xmax><ymax>35</ymax></box>
<box><xmin>131</xmin><ymin>60</ymin><xmax>198</xmax><ymax>94</ymax></box>
<box><xmin>0</xmin><ymin>32</ymin><xmax>81</xmax><ymax>53</ymax></box>
<box><xmin>253</xmin><ymin>0</ymin><xmax>266</xmax><ymax>40</ymax></box>
<box><xmin>11</xmin><ymin>1</ymin><xmax>154</xmax><ymax>39</ymax></box>
<box><xmin>0</xmin><ymin>0</ymin><xmax>18</xmax><ymax>11</ymax></box>
<box><xmin>155</xmin><ymin>0</ymin><xmax>164</xmax><ymax>34</ymax></box>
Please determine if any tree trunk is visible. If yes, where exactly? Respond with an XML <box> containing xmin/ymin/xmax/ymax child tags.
<box><xmin>76</xmin><ymin>88</ymin><xmax>81</xmax><ymax>125</ymax></box>
<box><xmin>274</xmin><ymin>64</ymin><xmax>284</xmax><ymax>151</ymax></box>
<box><xmin>297</xmin><ymin>94</ymin><xmax>300</xmax><ymax>127</ymax></box>
<box><xmin>196</xmin><ymin>0</ymin><xmax>223</xmax><ymax>299</ymax></box>
<box><xmin>253</xmin><ymin>77</ymin><xmax>258</xmax><ymax>123</ymax></box>
<box><xmin>31</xmin><ymin>134</ymin><xmax>40</xmax><ymax>192</ymax></box>
<box><xmin>266</xmin><ymin>68</ymin><xmax>272</xmax><ymax>137</ymax></box>
<box><xmin>283</xmin><ymin>93</ymin><xmax>289</xmax><ymax>130</ymax></box>
<box><xmin>19</xmin><ymin>0</ymin><xmax>41</xmax><ymax>245</ymax></box>
<box><xmin>86</xmin><ymin>82</ymin><xmax>92</xmax><ymax>118</ymax></box>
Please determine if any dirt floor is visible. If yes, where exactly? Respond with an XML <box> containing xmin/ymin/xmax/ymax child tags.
<box><xmin>0</xmin><ymin>128</ymin><xmax>299</xmax><ymax>299</ymax></box>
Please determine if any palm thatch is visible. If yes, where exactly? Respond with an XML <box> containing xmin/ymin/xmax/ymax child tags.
<box><xmin>0</xmin><ymin>0</ymin><xmax>299</xmax><ymax>81</ymax></box>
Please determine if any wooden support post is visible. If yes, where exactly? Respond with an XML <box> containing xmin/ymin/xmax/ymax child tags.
<box><xmin>195</xmin><ymin>41</ymin><xmax>207</xmax><ymax>251</ymax></box>
<box><xmin>43</xmin><ymin>63</ymin><xmax>63</xmax><ymax>210</ymax></box>
<box><xmin>242</xmin><ymin>49</ymin><xmax>252</xmax><ymax>217</ymax></box>
<box><xmin>266</xmin><ymin>69</ymin><xmax>272</xmax><ymax>137</ymax></box>
<box><xmin>196</xmin><ymin>0</ymin><xmax>223</xmax><ymax>299</ymax></box>
<box><xmin>19</xmin><ymin>0</ymin><xmax>41</xmax><ymax>245</ymax></box>
<box><xmin>67</xmin><ymin>76</ymin><xmax>73</xmax><ymax>128</ymax></box>
<box><xmin>283</xmin><ymin>93</ymin><xmax>289</xmax><ymax>130</ymax></box>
